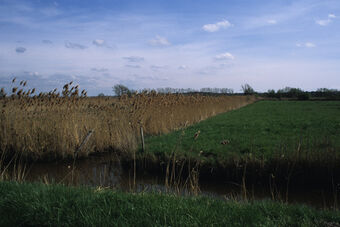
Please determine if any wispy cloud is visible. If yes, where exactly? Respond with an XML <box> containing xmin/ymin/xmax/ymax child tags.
<box><xmin>91</xmin><ymin>68</ymin><xmax>109</xmax><ymax>72</ymax></box>
<box><xmin>178</xmin><ymin>65</ymin><xmax>188</xmax><ymax>70</ymax></box>
<box><xmin>123</xmin><ymin>56</ymin><xmax>145</xmax><ymax>63</ymax></box>
<box><xmin>92</xmin><ymin>39</ymin><xmax>105</xmax><ymax>47</ymax></box>
<box><xmin>214</xmin><ymin>52</ymin><xmax>235</xmax><ymax>60</ymax></box>
<box><xmin>24</xmin><ymin>71</ymin><xmax>40</xmax><ymax>76</ymax></box>
<box><xmin>125</xmin><ymin>65</ymin><xmax>141</xmax><ymax>69</ymax></box>
<box><xmin>92</xmin><ymin>39</ymin><xmax>115</xmax><ymax>49</ymax></box>
<box><xmin>150</xmin><ymin>65</ymin><xmax>167</xmax><ymax>70</ymax></box>
<box><xmin>296</xmin><ymin>42</ymin><xmax>316</xmax><ymax>48</ymax></box>
<box><xmin>202</xmin><ymin>20</ymin><xmax>232</xmax><ymax>32</ymax></box>
<box><xmin>149</xmin><ymin>35</ymin><xmax>170</xmax><ymax>46</ymax></box>
<box><xmin>42</xmin><ymin>40</ymin><xmax>53</xmax><ymax>44</ymax></box>
<box><xmin>267</xmin><ymin>19</ymin><xmax>277</xmax><ymax>25</ymax></box>
<box><xmin>65</xmin><ymin>41</ymin><xmax>87</xmax><ymax>50</ymax></box>
<box><xmin>305</xmin><ymin>42</ymin><xmax>316</xmax><ymax>48</ymax></box>
<box><xmin>315</xmin><ymin>14</ymin><xmax>336</xmax><ymax>26</ymax></box>
<box><xmin>15</xmin><ymin>47</ymin><xmax>26</xmax><ymax>53</ymax></box>
<box><xmin>315</xmin><ymin>19</ymin><xmax>331</xmax><ymax>26</ymax></box>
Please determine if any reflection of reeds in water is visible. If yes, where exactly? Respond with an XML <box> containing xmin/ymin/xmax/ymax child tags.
<box><xmin>0</xmin><ymin>79</ymin><xmax>257</xmax><ymax>160</ymax></box>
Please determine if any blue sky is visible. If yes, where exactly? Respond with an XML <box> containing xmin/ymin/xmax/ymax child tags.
<box><xmin>0</xmin><ymin>0</ymin><xmax>339</xmax><ymax>95</ymax></box>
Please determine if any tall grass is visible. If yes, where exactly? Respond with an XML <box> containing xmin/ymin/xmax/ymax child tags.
<box><xmin>1</xmin><ymin>181</ymin><xmax>340</xmax><ymax>226</ymax></box>
<box><xmin>0</xmin><ymin>80</ymin><xmax>257</xmax><ymax>160</ymax></box>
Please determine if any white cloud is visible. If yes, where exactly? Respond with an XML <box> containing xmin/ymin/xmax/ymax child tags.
<box><xmin>149</xmin><ymin>35</ymin><xmax>170</xmax><ymax>46</ymax></box>
<box><xmin>214</xmin><ymin>52</ymin><xmax>235</xmax><ymax>60</ymax></box>
<box><xmin>202</xmin><ymin>20</ymin><xmax>232</xmax><ymax>32</ymax></box>
<box><xmin>24</xmin><ymin>71</ymin><xmax>40</xmax><ymax>76</ymax></box>
<box><xmin>29</xmin><ymin>72</ymin><xmax>40</xmax><ymax>76</ymax></box>
<box><xmin>315</xmin><ymin>19</ymin><xmax>331</xmax><ymax>26</ymax></box>
<box><xmin>92</xmin><ymin>39</ymin><xmax>115</xmax><ymax>49</ymax></box>
<box><xmin>150</xmin><ymin>65</ymin><xmax>167</xmax><ymax>70</ymax></box>
<box><xmin>267</xmin><ymin>19</ymin><xmax>277</xmax><ymax>24</ymax></box>
<box><xmin>316</xmin><ymin>14</ymin><xmax>336</xmax><ymax>26</ymax></box>
<box><xmin>92</xmin><ymin>39</ymin><xmax>105</xmax><ymax>47</ymax></box>
<box><xmin>123</xmin><ymin>56</ymin><xmax>144</xmax><ymax>63</ymax></box>
<box><xmin>305</xmin><ymin>42</ymin><xmax>316</xmax><ymax>48</ymax></box>
<box><xmin>296</xmin><ymin>42</ymin><xmax>316</xmax><ymax>48</ymax></box>
<box><xmin>178</xmin><ymin>65</ymin><xmax>188</xmax><ymax>70</ymax></box>
<box><xmin>91</xmin><ymin>68</ymin><xmax>109</xmax><ymax>72</ymax></box>
<box><xmin>125</xmin><ymin>65</ymin><xmax>141</xmax><ymax>69</ymax></box>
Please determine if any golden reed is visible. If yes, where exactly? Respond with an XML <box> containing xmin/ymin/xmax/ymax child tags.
<box><xmin>0</xmin><ymin>80</ymin><xmax>257</xmax><ymax>160</ymax></box>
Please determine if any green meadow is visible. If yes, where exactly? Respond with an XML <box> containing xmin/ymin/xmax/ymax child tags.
<box><xmin>144</xmin><ymin>101</ymin><xmax>340</xmax><ymax>164</ymax></box>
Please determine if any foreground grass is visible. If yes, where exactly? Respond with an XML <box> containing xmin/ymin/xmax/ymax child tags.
<box><xmin>0</xmin><ymin>181</ymin><xmax>339</xmax><ymax>226</ymax></box>
<box><xmin>144</xmin><ymin>101</ymin><xmax>340</xmax><ymax>163</ymax></box>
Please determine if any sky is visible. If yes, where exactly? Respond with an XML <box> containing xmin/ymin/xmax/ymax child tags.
<box><xmin>0</xmin><ymin>0</ymin><xmax>339</xmax><ymax>95</ymax></box>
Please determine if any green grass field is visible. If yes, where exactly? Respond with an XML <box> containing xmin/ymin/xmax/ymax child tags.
<box><xmin>0</xmin><ymin>181</ymin><xmax>339</xmax><ymax>226</ymax></box>
<box><xmin>144</xmin><ymin>101</ymin><xmax>340</xmax><ymax>164</ymax></box>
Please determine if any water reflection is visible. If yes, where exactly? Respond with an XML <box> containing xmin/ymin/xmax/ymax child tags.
<box><xmin>22</xmin><ymin>153</ymin><xmax>339</xmax><ymax>209</ymax></box>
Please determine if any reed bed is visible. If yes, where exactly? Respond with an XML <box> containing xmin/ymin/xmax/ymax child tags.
<box><xmin>0</xmin><ymin>80</ymin><xmax>257</xmax><ymax>160</ymax></box>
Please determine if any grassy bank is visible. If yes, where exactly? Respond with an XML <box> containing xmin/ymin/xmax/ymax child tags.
<box><xmin>136</xmin><ymin>101</ymin><xmax>340</xmax><ymax>189</ymax></box>
<box><xmin>0</xmin><ymin>181</ymin><xmax>339</xmax><ymax>226</ymax></box>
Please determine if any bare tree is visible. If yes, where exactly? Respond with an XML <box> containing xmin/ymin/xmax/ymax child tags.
<box><xmin>113</xmin><ymin>84</ymin><xmax>131</xmax><ymax>96</ymax></box>
<box><xmin>241</xmin><ymin>84</ymin><xmax>255</xmax><ymax>95</ymax></box>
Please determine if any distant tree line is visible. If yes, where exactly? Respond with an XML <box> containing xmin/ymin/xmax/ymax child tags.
<box><xmin>108</xmin><ymin>84</ymin><xmax>340</xmax><ymax>100</ymax></box>
<box><xmin>311</xmin><ymin>88</ymin><xmax>340</xmax><ymax>99</ymax></box>
<box><xmin>265</xmin><ymin>87</ymin><xmax>340</xmax><ymax>100</ymax></box>
<box><xmin>112</xmin><ymin>84</ymin><xmax>235</xmax><ymax>97</ymax></box>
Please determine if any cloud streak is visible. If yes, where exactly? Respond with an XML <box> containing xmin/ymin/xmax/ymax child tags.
<box><xmin>267</xmin><ymin>19</ymin><xmax>277</xmax><ymax>25</ymax></box>
<box><xmin>214</xmin><ymin>52</ymin><xmax>235</xmax><ymax>60</ymax></box>
<box><xmin>123</xmin><ymin>56</ymin><xmax>144</xmax><ymax>63</ymax></box>
<box><xmin>315</xmin><ymin>14</ymin><xmax>336</xmax><ymax>26</ymax></box>
<box><xmin>91</xmin><ymin>68</ymin><xmax>109</xmax><ymax>72</ymax></box>
<box><xmin>125</xmin><ymin>65</ymin><xmax>141</xmax><ymax>68</ymax></box>
<box><xmin>202</xmin><ymin>20</ymin><xmax>232</xmax><ymax>32</ymax></box>
<box><xmin>15</xmin><ymin>47</ymin><xmax>26</xmax><ymax>53</ymax></box>
<box><xmin>150</xmin><ymin>65</ymin><xmax>167</xmax><ymax>70</ymax></box>
<box><xmin>296</xmin><ymin>42</ymin><xmax>316</xmax><ymax>48</ymax></box>
<box><xmin>42</xmin><ymin>40</ymin><xmax>53</xmax><ymax>44</ymax></box>
<box><xmin>65</xmin><ymin>41</ymin><xmax>87</xmax><ymax>50</ymax></box>
<box><xmin>92</xmin><ymin>39</ymin><xmax>105</xmax><ymax>46</ymax></box>
<box><xmin>149</xmin><ymin>35</ymin><xmax>170</xmax><ymax>46</ymax></box>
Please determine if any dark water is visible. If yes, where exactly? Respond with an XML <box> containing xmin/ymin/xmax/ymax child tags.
<box><xmin>22</xmin><ymin>153</ymin><xmax>339</xmax><ymax>209</ymax></box>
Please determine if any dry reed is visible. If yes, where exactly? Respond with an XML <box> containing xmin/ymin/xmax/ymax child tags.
<box><xmin>0</xmin><ymin>80</ymin><xmax>257</xmax><ymax>160</ymax></box>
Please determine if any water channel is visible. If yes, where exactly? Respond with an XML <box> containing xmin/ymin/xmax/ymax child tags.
<box><xmin>21</xmin><ymin>153</ymin><xmax>339</xmax><ymax>209</ymax></box>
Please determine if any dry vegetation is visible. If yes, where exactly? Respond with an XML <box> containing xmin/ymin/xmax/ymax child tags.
<box><xmin>0</xmin><ymin>79</ymin><xmax>257</xmax><ymax>160</ymax></box>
